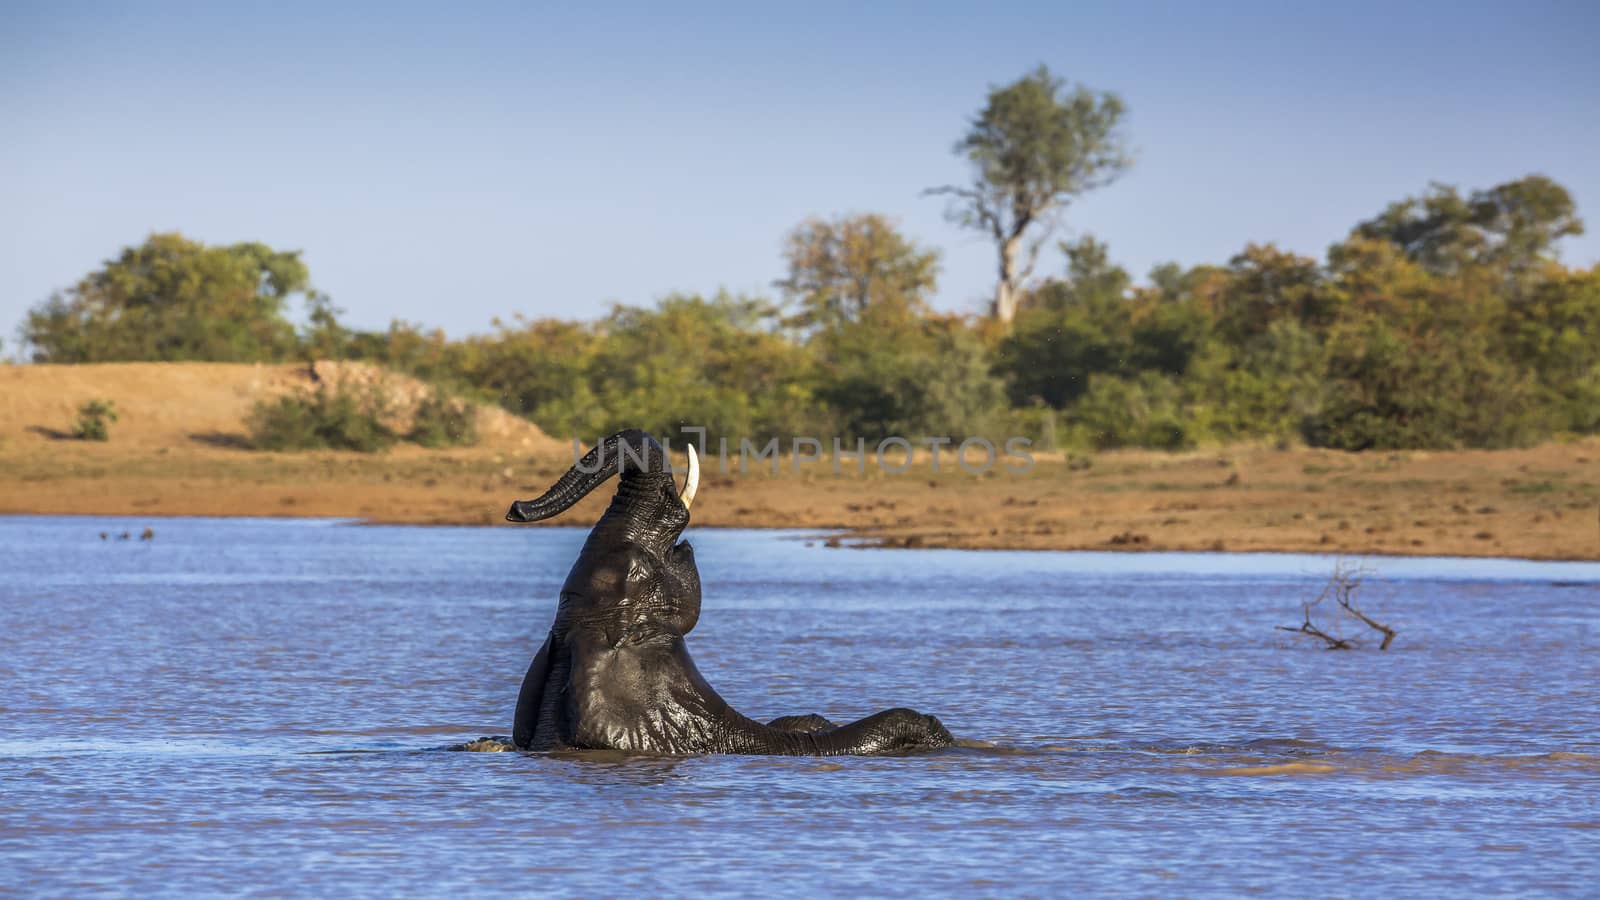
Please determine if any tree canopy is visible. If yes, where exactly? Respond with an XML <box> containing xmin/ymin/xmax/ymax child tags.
<box><xmin>17</xmin><ymin>175</ymin><xmax>1597</xmax><ymax>453</ymax></box>
<box><xmin>23</xmin><ymin>232</ymin><xmax>311</xmax><ymax>363</ymax></box>
<box><xmin>776</xmin><ymin>213</ymin><xmax>940</xmax><ymax>331</ymax></box>
<box><xmin>1354</xmin><ymin>175</ymin><xmax>1583</xmax><ymax>278</ymax></box>
<box><xmin>928</xmin><ymin>65</ymin><xmax>1131</xmax><ymax>325</ymax></box>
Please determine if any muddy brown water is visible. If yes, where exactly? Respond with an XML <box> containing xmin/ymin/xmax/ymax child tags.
<box><xmin>2</xmin><ymin>517</ymin><xmax>1597</xmax><ymax>895</ymax></box>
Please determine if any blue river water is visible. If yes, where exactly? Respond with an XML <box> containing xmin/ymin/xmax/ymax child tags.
<box><xmin>2</xmin><ymin>516</ymin><xmax>1597</xmax><ymax>895</ymax></box>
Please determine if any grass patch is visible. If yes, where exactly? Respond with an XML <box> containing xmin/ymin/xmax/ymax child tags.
<box><xmin>245</xmin><ymin>384</ymin><xmax>480</xmax><ymax>452</ymax></box>
<box><xmin>73</xmin><ymin>399</ymin><xmax>118</xmax><ymax>441</ymax></box>
<box><xmin>247</xmin><ymin>385</ymin><xmax>397</xmax><ymax>452</ymax></box>
<box><xmin>408</xmin><ymin>390</ymin><xmax>479</xmax><ymax>448</ymax></box>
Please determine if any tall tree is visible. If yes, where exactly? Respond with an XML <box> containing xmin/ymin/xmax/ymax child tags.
<box><xmin>22</xmin><ymin>232</ymin><xmax>310</xmax><ymax>362</ymax></box>
<box><xmin>775</xmin><ymin>213</ymin><xmax>940</xmax><ymax>332</ymax></box>
<box><xmin>1470</xmin><ymin>175</ymin><xmax>1585</xmax><ymax>277</ymax></box>
<box><xmin>1354</xmin><ymin>175</ymin><xmax>1583</xmax><ymax>280</ymax></box>
<box><xmin>928</xmin><ymin>65</ymin><xmax>1131</xmax><ymax>326</ymax></box>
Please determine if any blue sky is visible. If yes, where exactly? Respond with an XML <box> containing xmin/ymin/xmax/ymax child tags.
<box><xmin>3</xmin><ymin>1</ymin><xmax>1596</xmax><ymax>343</ymax></box>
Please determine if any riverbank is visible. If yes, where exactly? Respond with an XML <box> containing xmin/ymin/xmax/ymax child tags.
<box><xmin>2</xmin><ymin>363</ymin><xmax>1597</xmax><ymax>559</ymax></box>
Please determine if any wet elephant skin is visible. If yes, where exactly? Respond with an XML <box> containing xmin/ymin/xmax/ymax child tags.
<box><xmin>505</xmin><ymin>429</ymin><xmax>954</xmax><ymax>755</ymax></box>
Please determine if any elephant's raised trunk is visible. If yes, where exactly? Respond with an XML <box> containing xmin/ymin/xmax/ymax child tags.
<box><xmin>507</xmin><ymin>429</ymin><xmax>697</xmax><ymax>523</ymax></box>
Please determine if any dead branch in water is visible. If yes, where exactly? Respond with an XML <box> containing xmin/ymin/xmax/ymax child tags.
<box><xmin>1277</xmin><ymin>560</ymin><xmax>1396</xmax><ymax>650</ymax></box>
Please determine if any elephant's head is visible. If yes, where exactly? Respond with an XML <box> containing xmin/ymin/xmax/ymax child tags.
<box><xmin>506</xmin><ymin>428</ymin><xmax>698</xmax><ymax>551</ymax></box>
<box><xmin>506</xmin><ymin>429</ymin><xmax>702</xmax><ymax>637</ymax></box>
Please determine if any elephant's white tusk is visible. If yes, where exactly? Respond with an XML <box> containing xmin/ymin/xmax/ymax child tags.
<box><xmin>679</xmin><ymin>444</ymin><xmax>700</xmax><ymax>509</ymax></box>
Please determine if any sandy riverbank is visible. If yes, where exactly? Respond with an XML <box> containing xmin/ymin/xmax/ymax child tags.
<box><xmin>2</xmin><ymin>363</ymin><xmax>1597</xmax><ymax>559</ymax></box>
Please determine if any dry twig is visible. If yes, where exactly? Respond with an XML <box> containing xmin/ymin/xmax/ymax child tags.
<box><xmin>1277</xmin><ymin>561</ymin><xmax>1397</xmax><ymax>650</ymax></box>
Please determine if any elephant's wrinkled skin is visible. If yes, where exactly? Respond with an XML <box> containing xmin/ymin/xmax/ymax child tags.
<box><xmin>505</xmin><ymin>429</ymin><xmax>954</xmax><ymax>755</ymax></box>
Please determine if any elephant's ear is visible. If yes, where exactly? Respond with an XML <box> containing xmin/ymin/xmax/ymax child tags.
<box><xmin>511</xmin><ymin>634</ymin><xmax>553</xmax><ymax>749</ymax></box>
<box><xmin>663</xmin><ymin>540</ymin><xmax>702</xmax><ymax>637</ymax></box>
<box><xmin>618</xmin><ymin>559</ymin><xmax>686</xmax><ymax>646</ymax></box>
<box><xmin>574</xmin><ymin>546</ymin><xmax>681</xmax><ymax>646</ymax></box>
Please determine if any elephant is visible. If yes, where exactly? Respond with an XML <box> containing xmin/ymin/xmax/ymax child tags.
<box><xmin>504</xmin><ymin>428</ymin><xmax>954</xmax><ymax>755</ymax></box>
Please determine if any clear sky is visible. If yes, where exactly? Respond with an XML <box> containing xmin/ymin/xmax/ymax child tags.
<box><xmin>3</xmin><ymin>1</ymin><xmax>1596</xmax><ymax>344</ymax></box>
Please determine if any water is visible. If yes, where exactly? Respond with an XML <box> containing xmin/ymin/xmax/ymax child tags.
<box><xmin>3</xmin><ymin>516</ymin><xmax>1598</xmax><ymax>895</ymax></box>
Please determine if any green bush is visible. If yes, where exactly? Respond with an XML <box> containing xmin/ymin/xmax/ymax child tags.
<box><xmin>1183</xmin><ymin>321</ymin><xmax>1327</xmax><ymax>444</ymax></box>
<box><xmin>23</xmin><ymin>233</ymin><xmax>305</xmax><ymax>363</ymax></box>
<box><xmin>21</xmin><ymin>175</ymin><xmax>1600</xmax><ymax>453</ymax></box>
<box><xmin>1067</xmin><ymin>372</ymin><xmax>1194</xmax><ymax>450</ymax></box>
<box><xmin>247</xmin><ymin>385</ymin><xmax>396</xmax><ymax>452</ymax></box>
<box><xmin>813</xmin><ymin>317</ymin><xmax>1006</xmax><ymax>442</ymax></box>
<box><xmin>584</xmin><ymin>293</ymin><xmax>821</xmax><ymax>444</ymax></box>
<box><xmin>1302</xmin><ymin>318</ymin><xmax>1543</xmax><ymax>450</ymax></box>
<box><xmin>409</xmin><ymin>390</ymin><xmax>479</xmax><ymax>448</ymax></box>
<box><xmin>73</xmin><ymin>398</ymin><xmax>118</xmax><ymax>441</ymax></box>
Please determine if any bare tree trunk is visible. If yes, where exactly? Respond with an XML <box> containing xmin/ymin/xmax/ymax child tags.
<box><xmin>993</xmin><ymin>236</ymin><xmax>1022</xmax><ymax>325</ymax></box>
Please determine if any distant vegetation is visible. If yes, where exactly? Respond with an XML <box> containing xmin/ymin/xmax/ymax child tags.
<box><xmin>72</xmin><ymin>399</ymin><xmax>118</xmax><ymax>442</ymax></box>
<box><xmin>16</xmin><ymin>67</ymin><xmax>1597</xmax><ymax>453</ymax></box>
<box><xmin>406</xmin><ymin>389</ymin><xmax>479</xmax><ymax>449</ymax></box>
<box><xmin>246</xmin><ymin>385</ymin><xmax>398</xmax><ymax>453</ymax></box>
<box><xmin>244</xmin><ymin>381</ymin><xmax>480</xmax><ymax>453</ymax></box>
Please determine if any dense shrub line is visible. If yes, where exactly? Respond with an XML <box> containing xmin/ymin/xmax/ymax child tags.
<box><xmin>246</xmin><ymin>384</ymin><xmax>478</xmax><ymax>452</ymax></box>
<box><xmin>21</xmin><ymin>176</ymin><xmax>1597</xmax><ymax>452</ymax></box>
